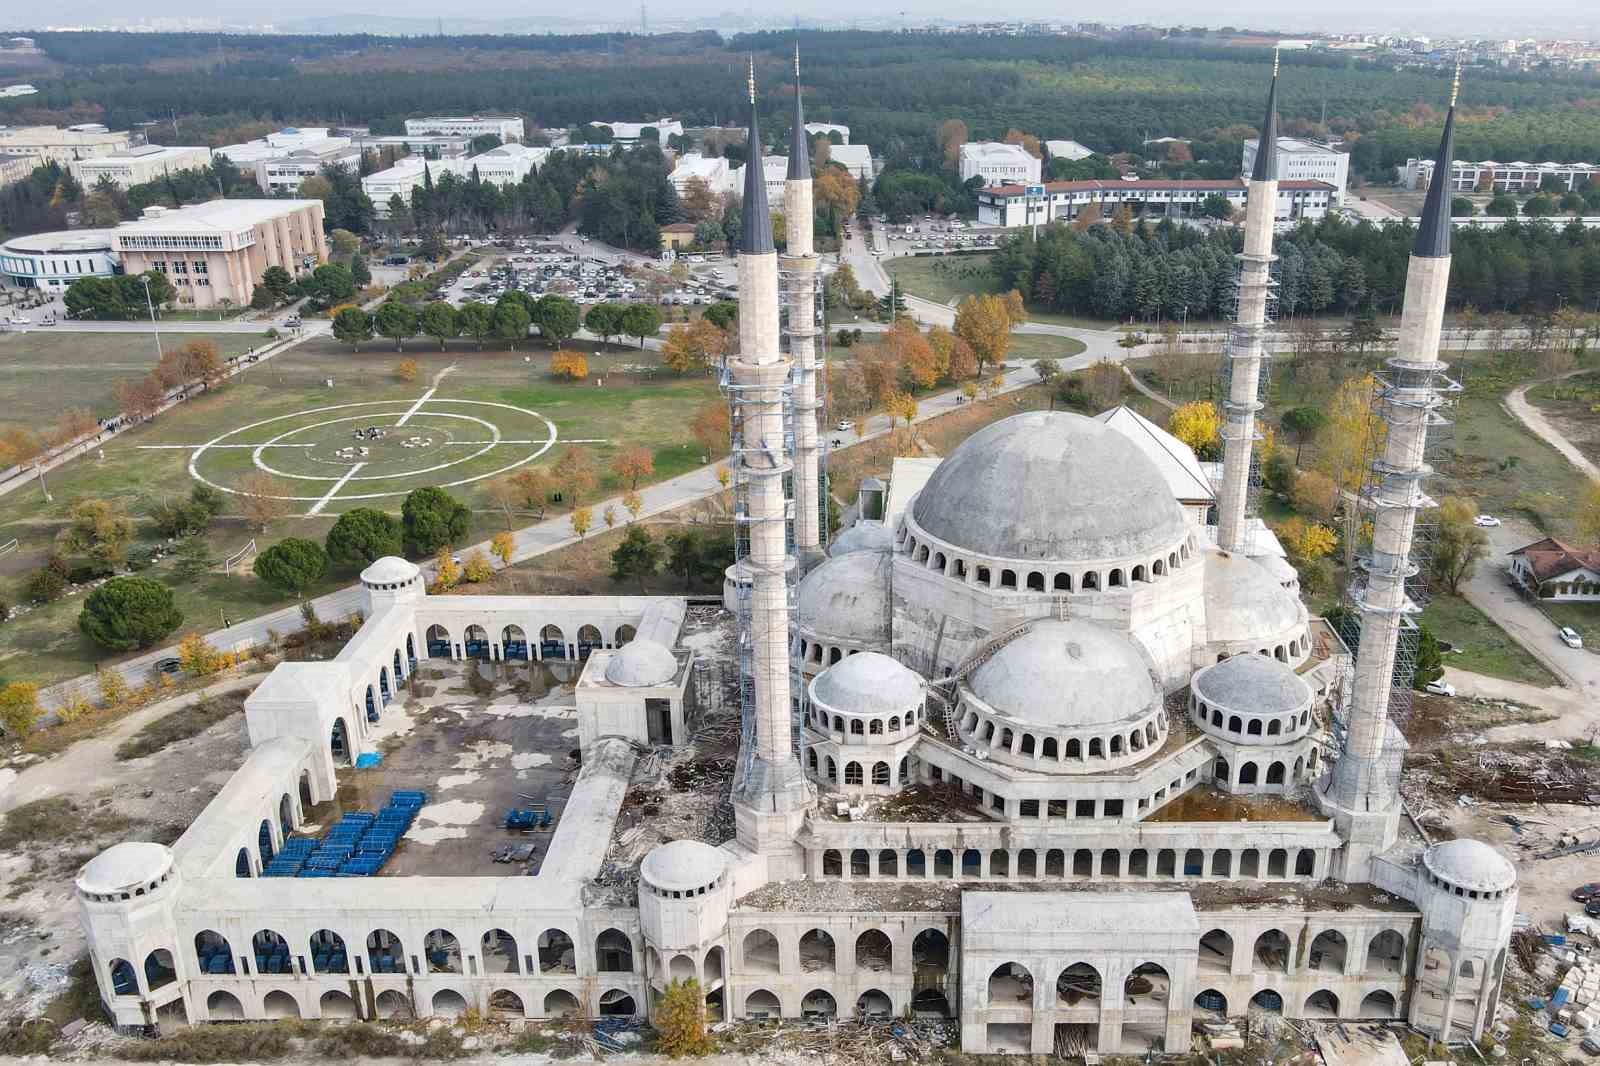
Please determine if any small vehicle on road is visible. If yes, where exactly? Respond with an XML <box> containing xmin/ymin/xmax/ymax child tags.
<box><xmin>1422</xmin><ymin>681</ymin><xmax>1456</xmax><ymax>697</ymax></box>
<box><xmin>153</xmin><ymin>657</ymin><xmax>181</xmax><ymax>677</ymax></box>
<box><xmin>1473</xmin><ymin>514</ymin><xmax>1501</xmax><ymax>527</ymax></box>
<box><xmin>836</xmin><ymin>420</ymin><xmax>854</xmax><ymax>432</ymax></box>
<box><xmin>3</xmin><ymin>315</ymin><xmax>28</xmax><ymax>325</ymax></box>
<box><xmin>1573</xmin><ymin>882</ymin><xmax>1600</xmax><ymax>902</ymax></box>
<box><xmin>1559</xmin><ymin>626</ymin><xmax>1584</xmax><ymax>649</ymax></box>
<box><xmin>1581</xmin><ymin>1033</ymin><xmax>1600</xmax><ymax>1056</ymax></box>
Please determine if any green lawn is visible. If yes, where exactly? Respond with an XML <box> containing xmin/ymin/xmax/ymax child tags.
<box><xmin>884</xmin><ymin>254</ymin><xmax>1001</xmax><ymax>306</ymax></box>
<box><xmin>0</xmin><ymin>337</ymin><xmax>721</xmax><ymax>688</ymax></box>
<box><xmin>1421</xmin><ymin>593</ymin><xmax>1559</xmax><ymax>687</ymax></box>
<box><xmin>1544</xmin><ymin>601</ymin><xmax>1600</xmax><ymax>652</ymax></box>
<box><xmin>1526</xmin><ymin>370</ymin><xmax>1600</xmax><ymax>471</ymax></box>
<box><xmin>0</xmin><ymin>329</ymin><xmax>271</xmax><ymax>432</ymax></box>
<box><xmin>1003</xmin><ymin>333</ymin><xmax>1088</xmax><ymax>363</ymax></box>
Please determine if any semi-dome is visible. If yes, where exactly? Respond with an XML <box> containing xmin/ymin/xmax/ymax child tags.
<box><xmin>970</xmin><ymin>619</ymin><xmax>1157</xmax><ymax>729</ymax></box>
<box><xmin>1424</xmin><ymin>839</ymin><xmax>1516</xmax><ymax>894</ymax></box>
<box><xmin>797</xmin><ymin>550</ymin><xmax>891</xmax><ymax>647</ymax></box>
<box><xmin>640</xmin><ymin>839</ymin><xmax>727</xmax><ymax>893</ymax></box>
<box><xmin>910</xmin><ymin>411</ymin><xmax>1187</xmax><ymax>562</ymax></box>
<box><xmin>361</xmin><ymin>556</ymin><xmax>421</xmax><ymax>585</ymax></box>
<box><xmin>829</xmin><ymin>521</ymin><xmax>892</xmax><ymax>557</ymax></box>
<box><xmin>811</xmin><ymin>651</ymin><xmax>924</xmax><ymax>715</ymax></box>
<box><xmin>77</xmin><ymin>842</ymin><xmax>173</xmax><ymax>896</ymax></box>
<box><xmin>1203</xmin><ymin>549</ymin><xmax>1303</xmax><ymax>642</ymax></box>
<box><xmin>604</xmin><ymin>639</ymin><xmax>678</xmax><ymax>687</ymax></box>
<box><xmin>1192</xmin><ymin>653</ymin><xmax>1310</xmax><ymax>715</ymax></box>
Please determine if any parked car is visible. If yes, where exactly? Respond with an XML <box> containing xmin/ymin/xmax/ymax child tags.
<box><xmin>153</xmin><ymin>657</ymin><xmax>181</xmax><ymax>677</ymax></box>
<box><xmin>1423</xmin><ymin>681</ymin><xmax>1456</xmax><ymax>697</ymax></box>
<box><xmin>1560</xmin><ymin>627</ymin><xmax>1585</xmax><ymax>649</ymax></box>
<box><xmin>1473</xmin><ymin>514</ymin><xmax>1501</xmax><ymax>527</ymax></box>
<box><xmin>836</xmin><ymin>420</ymin><xmax>854</xmax><ymax>432</ymax></box>
<box><xmin>1572</xmin><ymin>882</ymin><xmax>1600</xmax><ymax>902</ymax></box>
<box><xmin>3</xmin><ymin>315</ymin><xmax>28</xmax><ymax>325</ymax></box>
<box><xmin>1581</xmin><ymin>1034</ymin><xmax>1600</xmax><ymax>1056</ymax></box>
<box><xmin>1588</xmin><ymin>899</ymin><xmax>1600</xmax><ymax>919</ymax></box>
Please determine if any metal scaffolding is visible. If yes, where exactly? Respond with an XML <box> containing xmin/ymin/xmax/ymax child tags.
<box><xmin>721</xmin><ymin>361</ymin><xmax>802</xmax><ymax>788</ymax></box>
<box><xmin>778</xmin><ymin>263</ymin><xmax>831</xmax><ymax>551</ymax></box>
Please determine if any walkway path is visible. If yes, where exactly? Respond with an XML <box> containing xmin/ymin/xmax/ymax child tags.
<box><xmin>1505</xmin><ymin>369</ymin><xmax>1600</xmax><ymax>483</ymax></box>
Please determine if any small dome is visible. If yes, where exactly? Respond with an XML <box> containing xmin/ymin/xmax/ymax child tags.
<box><xmin>640</xmin><ymin>839</ymin><xmax>727</xmax><ymax>893</ymax></box>
<box><xmin>828</xmin><ymin>522</ymin><xmax>892</xmax><ymax>557</ymax></box>
<box><xmin>970</xmin><ymin>620</ymin><xmax>1157</xmax><ymax>729</ymax></box>
<box><xmin>1424</xmin><ymin>839</ymin><xmax>1516</xmax><ymax>894</ymax></box>
<box><xmin>1193</xmin><ymin>653</ymin><xmax>1310</xmax><ymax>715</ymax></box>
<box><xmin>797</xmin><ymin>550</ymin><xmax>891</xmax><ymax>648</ymax></box>
<box><xmin>810</xmin><ymin>651</ymin><xmax>924</xmax><ymax>716</ymax></box>
<box><xmin>911</xmin><ymin>412</ymin><xmax>1187</xmax><ymax>562</ymax></box>
<box><xmin>77</xmin><ymin>842</ymin><xmax>173</xmax><ymax>896</ymax></box>
<box><xmin>1204</xmin><ymin>549</ymin><xmax>1303</xmax><ymax>642</ymax></box>
<box><xmin>604</xmin><ymin>639</ymin><xmax>677</xmax><ymax>687</ymax></box>
<box><xmin>361</xmin><ymin>556</ymin><xmax>420</xmax><ymax>585</ymax></box>
<box><xmin>1253</xmin><ymin>554</ymin><xmax>1301</xmax><ymax>589</ymax></box>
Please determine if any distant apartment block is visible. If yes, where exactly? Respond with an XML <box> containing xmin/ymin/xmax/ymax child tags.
<box><xmin>958</xmin><ymin>142</ymin><xmax>1042</xmax><ymax>187</ymax></box>
<box><xmin>254</xmin><ymin>147</ymin><xmax>363</xmax><ymax>196</ymax></box>
<box><xmin>1243</xmin><ymin>137</ymin><xmax>1350</xmax><ymax>204</ymax></box>
<box><xmin>805</xmin><ymin>122</ymin><xmax>850</xmax><ymax>144</ymax></box>
<box><xmin>1</xmin><ymin>84</ymin><xmax>37</xmax><ymax>98</ymax></box>
<box><xmin>71</xmin><ymin>145</ymin><xmax>213</xmax><ymax>189</ymax></box>
<box><xmin>403</xmin><ymin>116</ymin><xmax>525</xmax><ymax>142</ymax></box>
<box><xmin>977</xmin><ymin>178</ymin><xmax>1335</xmax><ymax>227</ymax></box>
<box><xmin>669</xmin><ymin>153</ymin><xmax>735</xmax><ymax>197</ymax></box>
<box><xmin>362</xmin><ymin>145</ymin><xmax>551</xmax><ymax>213</ymax></box>
<box><xmin>1402</xmin><ymin>156</ymin><xmax>1600</xmax><ymax>193</ymax></box>
<box><xmin>592</xmin><ymin>119</ymin><xmax>683</xmax><ymax>145</ymax></box>
<box><xmin>113</xmin><ymin>200</ymin><xmax>328</xmax><ymax>310</ymax></box>
<box><xmin>0</xmin><ymin>152</ymin><xmax>32</xmax><ymax>188</ymax></box>
<box><xmin>0</xmin><ymin>123</ymin><xmax>132</xmax><ymax>166</ymax></box>
<box><xmin>827</xmin><ymin>144</ymin><xmax>874</xmax><ymax>182</ymax></box>
<box><xmin>213</xmin><ymin>128</ymin><xmax>351</xmax><ymax>166</ymax></box>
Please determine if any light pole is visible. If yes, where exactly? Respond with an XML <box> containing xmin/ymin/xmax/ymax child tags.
<box><xmin>139</xmin><ymin>274</ymin><xmax>165</xmax><ymax>363</ymax></box>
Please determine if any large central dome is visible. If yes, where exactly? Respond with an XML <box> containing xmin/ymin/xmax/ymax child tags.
<box><xmin>910</xmin><ymin>411</ymin><xmax>1188</xmax><ymax>562</ymax></box>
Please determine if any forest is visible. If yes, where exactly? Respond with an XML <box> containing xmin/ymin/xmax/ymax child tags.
<box><xmin>3</xmin><ymin>29</ymin><xmax>1599</xmax><ymax>184</ymax></box>
<box><xmin>990</xmin><ymin>214</ymin><xmax>1600</xmax><ymax>321</ymax></box>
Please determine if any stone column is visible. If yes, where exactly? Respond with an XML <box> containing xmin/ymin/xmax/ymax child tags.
<box><xmin>783</xmin><ymin>175</ymin><xmax>822</xmax><ymax>565</ymax></box>
<box><xmin>1216</xmin><ymin>174</ymin><xmax>1277</xmax><ymax>553</ymax></box>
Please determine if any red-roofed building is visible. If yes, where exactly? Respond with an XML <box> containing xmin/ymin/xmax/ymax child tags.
<box><xmin>1509</xmin><ymin>537</ymin><xmax>1600</xmax><ymax>600</ymax></box>
<box><xmin>975</xmin><ymin>177</ymin><xmax>1335</xmax><ymax>228</ymax></box>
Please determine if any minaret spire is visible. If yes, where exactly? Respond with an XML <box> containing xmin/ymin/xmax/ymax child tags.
<box><xmin>1414</xmin><ymin>58</ymin><xmax>1460</xmax><ymax>259</ymax></box>
<box><xmin>1250</xmin><ymin>49</ymin><xmax>1280</xmax><ymax>182</ymax></box>
<box><xmin>788</xmin><ymin>42</ymin><xmax>811</xmax><ymax>180</ymax></box>
<box><xmin>740</xmin><ymin>55</ymin><xmax>774</xmax><ymax>255</ymax></box>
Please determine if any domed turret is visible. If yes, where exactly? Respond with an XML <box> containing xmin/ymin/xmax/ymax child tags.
<box><xmin>796</xmin><ymin>549</ymin><xmax>891</xmax><ymax>670</ymax></box>
<box><xmin>1203</xmin><ymin>548</ymin><xmax>1306</xmax><ymax>660</ymax></box>
<box><xmin>604</xmin><ymin>639</ymin><xmax>678</xmax><ymax>688</ymax></box>
<box><xmin>810</xmin><ymin>651</ymin><xmax>924</xmax><ymax>720</ymax></box>
<box><xmin>360</xmin><ymin>555</ymin><xmax>424</xmax><ymax>610</ymax></box>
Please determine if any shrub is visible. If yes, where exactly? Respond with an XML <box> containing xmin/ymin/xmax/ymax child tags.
<box><xmin>655</xmin><ymin>978</ymin><xmax>713</xmax><ymax>1056</ymax></box>
<box><xmin>0</xmin><ymin>1019</ymin><xmax>58</xmax><ymax>1056</ymax></box>
<box><xmin>0</xmin><ymin>681</ymin><xmax>41</xmax><ymax>737</ymax></box>
<box><xmin>24</xmin><ymin>568</ymin><xmax>66</xmax><ymax>604</ymax></box>
<box><xmin>77</xmin><ymin>576</ymin><xmax>183</xmax><ymax>651</ymax></box>
<box><xmin>177</xmin><ymin>632</ymin><xmax>229</xmax><ymax>677</ymax></box>
<box><xmin>551</xmin><ymin>350</ymin><xmax>589</xmax><ymax>380</ymax></box>
<box><xmin>462</xmin><ymin>550</ymin><xmax>492</xmax><ymax>583</ymax></box>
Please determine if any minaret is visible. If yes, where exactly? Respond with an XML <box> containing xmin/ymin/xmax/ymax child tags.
<box><xmin>729</xmin><ymin>59</ymin><xmax>812</xmax><ymax>872</ymax></box>
<box><xmin>1322</xmin><ymin>65</ymin><xmax>1461</xmax><ymax>878</ymax></box>
<box><xmin>784</xmin><ymin>43</ymin><xmax>825</xmax><ymax>565</ymax></box>
<box><xmin>1216</xmin><ymin>51</ymin><xmax>1280</xmax><ymax>554</ymax></box>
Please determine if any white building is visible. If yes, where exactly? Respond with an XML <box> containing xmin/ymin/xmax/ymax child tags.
<box><xmin>669</xmin><ymin>153</ymin><xmax>735</xmax><ymax>197</ymax></box>
<box><xmin>71</xmin><ymin>145</ymin><xmax>212</xmax><ymax>190</ymax></box>
<box><xmin>730</xmin><ymin>156</ymin><xmax>790</xmax><ymax>211</ymax></box>
<box><xmin>1243</xmin><ymin>138</ymin><xmax>1350</xmax><ymax>204</ymax></box>
<box><xmin>1045</xmin><ymin>139</ymin><xmax>1095</xmax><ymax>162</ymax></box>
<box><xmin>593</xmin><ymin>119</ymin><xmax>683</xmax><ymax>145</ymax></box>
<box><xmin>0</xmin><ymin>123</ymin><xmax>132</xmax><ymax>166</ymax></box>
<box><xmin>466</xmin><ymin>143</ymin><xmax>550</xmax><ymax>185</ymax></box>
<box><xmin>403</xmin><ymin>116</ymin><xmax>525</xmax><ymax>142</ymax></box>
<box><xmin>253</xmin><ymin>146</ymin><xmax>363</xmax><ymax>196</ymax></box>
<box><xmin>976</xmin><ymin>178</ymin><xmax>1335</xmax><ymax>227</ymax></box>
<box><xmin>827</xmin><ymin>144</ymin><xmax>873</xmax><ymax>182</ymax></box>
<box><xmin>0</xmin><ymin>151</ymin><xmax>31</xmax><ymax>188</ymax></box>
<box><xmin>1402</xmin><ymin>156</ymin><xmax>1599</xmax><ymax>193</ymax></box>
<box><xmin>0</xmin><ymin>229</ymin><xmax>118</xmax><ymax>291</ymax></box>
<box><xmin>804</xmin><ymin>122</ymin><xmax>849</xmax><ymax>144</ymax></box>
<box><xmin>214</xmin><ymin>128</ymin><xmax>350</xmax><ymax>166</ymax></box>
<box><xmin>0</xmin><ymin>84</ymin><xmax>37</xmax><ymax>98</ymax></box>
<box><xmin>1509</xmin><ymin>538</ymin><xmax>1600</xmax><ymax>601</ymax></box>
<box><xmin>363</xmin><ymin>145</ymin><xmax>550</xmax><ymax>214</ymax></box>
<box><xmin>958</xmin><ymin>142</ymin><xmax>1041</xmax><ymax>187</ymax></box>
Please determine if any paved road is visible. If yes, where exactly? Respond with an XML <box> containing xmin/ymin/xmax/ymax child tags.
<box><xmin>1506</xmin><ymin>370</ymin><xmax>1600</xmax><ymax>482</ymax></box>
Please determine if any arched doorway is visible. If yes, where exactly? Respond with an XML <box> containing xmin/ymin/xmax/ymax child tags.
<box><xmin>310</xmin><ymin>930</ymin><xmax>348</xmax><ymax>974</ymax></box>
<box><xmin>537</xmin><ymin>928</ymin><xmax>576</xmax><ymax>973</ymax></box>
<box><xmin>801</xmin><ymin>989</ymin><xmax>837</xmax><ymax>1020</ymax></box>
<box><xmin>366</xmin><ymin>929</ymin><xmax>405</xmax><ymax>974</ymax></box>
<box><xmin>577</xmin><ymin>624</ymin><xmax>603</xmax><ymax>658</ymax></box>
<box><xmin>989</xmin><ymin>962</ymin><xmax>1032</xmax><ymax>1007</ymax></box>
<box><xmin>1254</xmin><ymin>929</ymin><xmax>1290</xmax><ymax>972</ymax></box>
<box><xmin>263</xmin><ymin>990</ymin><xmax>300</xmax><ymax>1019</ymax></box>
<box><xmin>424</xmin><ymin>929</ymin><xmax>462</xmax><ymax>973</ymax></box>
<box><xmin>425</xmin><ymin>624</ymin><xmax>452</xmax><ymax>658</ymax></box>
<box><xmin>277</xmin><ymin>794</ymin><xmax>294</xmax><ymax>838</ymax></box>
<box><xmin>464</xmin><ymin>624</ymin><xmax>490</xmax><ymax>660</ymax></box>
<box><xmin>1193</xmin><ymin>988</ymin><xmax>1228</xmax><ymax>1017</ymax></box>
<box><xmin>743</xmin><ymin>929</ymin><xmax>780</xmax><ymax>973</ymax></box>
<box><xmin>1309</xmin><ymin>930</ymin><xmax>1348</xmax><ymax>973</ymax></box>
<box><xmin>374</xmin><ymin>990</ymin><xmax>412</xmax><ymax>1019</ymax></box>
<box><xmin>330</xmin><ymin>718</ymin><xmax>351</xmax><ymax>765</ymax></box>
<box><xmin>540</xmin><ymin>624</ymin><xmax>567</xmax><ymax>659</ymax></box>
<box><xmin>615</xmin><ymin>624</ymin><xmax>636</xmax><ymax>646</ymax></box>
<box><xmin>252</xmin><ymin>930</ymin><xmax>290</xmax><ymax>974</ymax></box>
<box><xmin>1303</xmin><ymin>989</ymin><xmax>1340</xmax><ymax>1019</ymax></box>
<box><xmin>1359</xmin><ymin>989</ymin><xmax>1397</xmax><ymax>1018</ymax></box>
<box><xmin>206</xmin><ymin>990</ymin><xmax>244</xmax><ymax>1020</ymax></box>
<box><xmin>143</xmin><ymin>949</ymin><xmax>177</xmax><ymax>990</ymax></box>
<box><xmin>544</xmin><ymin>989</ymin><xmax>581</xmax><ymax>1019</ymax></box>
<box><xmin>195</xmin><ymin>930</ymin><xmax>235</xmax><ymax>975</ymax></box>
<box><xmin>856</xmin><ymin>929</ymin><xmax>892</xmax><ymax>973</ymax></box>
<box><xmin>502</xmin><ymin>625</ymin><xmax>528</xmax><ymax>660</ymax></box>
<box><xmin>856</xmin><ymin>989</ymin><xmax>892</xmax><ymax>1021</ymax></box>
<box><xmin>482</xmin><ymin>929</ymin><xmax>519</xmax><ymax>973</ymax></box>
<box><xmin>1198</xmin><ymin>928</ymin><xmax>1233</xmax><ymax>973</ymax></box>
<box><xmin>235</xmin><ymin>847</ymin><xmax>252</xmax><ymax>878</ymax></box>
<box><xmin>257</xmin><ymin>819</ymin><xmax>275</xmax><ymax>865</ymax></box>
<box><xmin>596</xmin><ymin>929</ymin><xmax>634</xmax><ymax>973</ymax></box>
<box><xmin>320</xmin><ymin>990</ymin><xmax>358</xmax><ymax>1020</ymax></box>
<box><xmin>599</xmin><ymin>990</ymin><xmax>636</xmax><ymax>1016</ymax></box>
<box><xmin>432</xmin><ymin>989</ymin><xmax>468</xmax><ymax>1019</ymax></box>
<box><xmin>744</xmin><ymin>989</ymin><xmax>781</xmax><ymax>1020</ymax></box>
<box><xmin>364</xmin><ymin>683</ymin><xmax>377</xmax><ymax>722</ymax></box>
<box><xmin>489</xmin><ymin>990</ymin><xmax>524</xmax><ymax>1019</ymax></box>
<box><xmin>799</xmin><ymin>929</ymin><xmax>835</xmax><ymax>972</ymax></box>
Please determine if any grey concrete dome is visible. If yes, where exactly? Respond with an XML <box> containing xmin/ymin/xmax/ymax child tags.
<box><xmin>77</xmin><ymin>842</ymin><xmax>173</xmax><ymax>896</ymax></box>
<box><xmin>1204</xmin><ymin>549</ymin><xmax>1302</xmax><ymax>642</ymax></box>
<box><xmin>910</xmin><ymin>411</ymin><xmax>1187</xmax><ymax>562</ymax></box>
<box><xmin>970</xmin><ymin>619</ymin><xmax>1157</xmax><ymax>729</ymax></box>
<box><xmin>1193</xmin><ymin>653</ymin><xmax>1310</xmax><ymax>715</ymax></box>
<box><xmin>797</xmin><ymin>549</ymin><xmax>892</xmax><ymax>647</ymax></box>
<box><xmin>640</xmin><ymin>839</ymin><xmax>727</xmax><ymax>893</ymax></box>
<box><xmin>828</xmin><ymin>521</ymin><xmax>892</xmax><ymax>557</ymax></box>
<box><xmin>811</xmin><ymin>651</ymin><xmax>924</xmax><ymax>716</ymax></box>
<box><xmin>1425</xmin><ymin>839</ymin><xmax>1516</xmax><ymax>894</ymax></box>
<box><xmin>361</xmin><ymin>556</ymin><xmax>421</xmax><ymax>585</ymax></box>
<box><xmin>604</xmin><ymin>639</ymin><xmax>677</xmax><ymax>687</ymax></box>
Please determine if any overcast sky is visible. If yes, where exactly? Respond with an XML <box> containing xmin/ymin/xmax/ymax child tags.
<box><xmin>14</xmin><ymin>0</ymin><xmax>1597</xmax><ymax>38</ymax></box>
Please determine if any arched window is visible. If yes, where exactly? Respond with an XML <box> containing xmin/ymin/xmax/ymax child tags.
<box><xmin>1082</xmin><ymin>571</ymin><xmax>1099</xmax><ymax>590</ymax></box>
<box><xmin>850</xmin><ymin>718</ymin><xmax>864</xmax><ymax>735</ymax></box>
<box><xmin>869</xmin><ymin>719</ymin><xmax>883</xmax><ymax>735</ymax></box>
<box><xmin>1026</xmin><ymin>571</ymin><xmax>1045</xmax><ymax>591</ymax></box>
<box><xmin>1000</xmin><ymin>569</ymin><xmax>1017</xmax><ymax>590</ymax></box>
<box><xmin>1053</xmin><ymin>572</ymin><xmax>1071</xmax><ymax>591</ymax></box>
<box><xmin>871</xmin><ymin>762</ymin><xmax>890</xmax><ymax>786</ymax></box>
<box><xmin>844</xmin><ymin>762</ymin><xmax>863</xmax><ymax>785</ymax></box>
<box><xmin>1109</xmin><ymin>568</ymin><xmax>1124</xmax><ymax>587</ymax></box>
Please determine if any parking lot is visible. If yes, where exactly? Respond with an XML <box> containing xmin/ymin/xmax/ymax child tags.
<box><xmin>873</xmin><ymin>216</ymin><xmax>1003</xmax><ymax>259</ymax></box>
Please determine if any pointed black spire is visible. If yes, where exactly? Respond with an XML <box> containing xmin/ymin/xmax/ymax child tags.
<box><xmin>740</xmin><ymin>56</ymin><xmax>774</xmax><ymax>255</ymax></box>
<box><xmin>788</xmin><ymin>43</ymin><xmax>811</xmax><ymax>181</ymax></box>
<box><xmin>1250</xmin><ymin>48</ymin><xmax>1280</xmax><ymax>182</ymax></box>
<box><xmin>1414</xmin><ymin>61</ymin><xmax>1461</xmax><ymax>259</ymax></box>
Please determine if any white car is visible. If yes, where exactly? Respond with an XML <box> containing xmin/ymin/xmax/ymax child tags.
<box><xmin>1423</xmin><ymin>681</ymin><xmax>1456</xmax><ymax>697</ymax></box>
<box><xmin>836</xmin><ymin>420</ymin><xmax>854</xmax><ymax>432</ymax></box>
<box><xmin>1473</xmin><ymin>514</ymin><xmax>1501</xmax><ymax>527</ymax></box>
<box><xmin>1559</xmin><ymin>627</ymin><xmax>1584</xmax><ymax>649</ymax></box>
<box><xmin>3</xmin><ymin>315</ymin><xmax>28</xmax><ymax>325</ymax></box>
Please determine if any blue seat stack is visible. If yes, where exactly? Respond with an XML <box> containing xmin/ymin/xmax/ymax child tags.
<box><xmin>279</xmin><ymin>792</ymin><xmax>427</xmax><ymax>878</ymax></box>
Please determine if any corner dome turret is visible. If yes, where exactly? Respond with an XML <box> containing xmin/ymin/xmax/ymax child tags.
<box><xmin>1424</xmin><ymin>839</ymin><xmax>1516</xmax><ymax>895</ymax></box>
<box><xmin>77</xmin><ymin>842</ymin><xmax>173</xmax><ymax>897</ymax></box>
<box><xmin>604</xmin><ymin>639</ymin><xmax>678</xmax><ymax>687</ymax></box>
<box><xmin>810</xmin><ymin>651</ymin><xmax>924</xmax><ymax>717</ymax></box>
<box><xmin>360</xmin><ymin>556</ymin><xmax>421</xmax><ymax>587</ymax></box>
